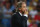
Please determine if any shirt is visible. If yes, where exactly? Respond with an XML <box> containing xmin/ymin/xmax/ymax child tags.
<box><xmin>19</xmin><ymin>12</ymin><xmax>28</xmax><ymax>17</ymax></box>
<box><xmin>34</xmin><ymin>15</ymin><xmax>40</xmax><ymax>21</ymax></box>
<box><xmin>3</xmin><ymin>7</ymin><xmax>12</xmax><ymax>18</ymax></box>
<box><xmin>29</xmin><ymin>10</ymin><xmax>37</xmax><ymax>18</ymax></box>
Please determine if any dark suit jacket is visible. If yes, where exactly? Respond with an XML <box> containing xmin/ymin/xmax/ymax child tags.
<box><xmin>11</xmin><ymin>12</ymin><xmax>28</xmax><ymax>27</ymax></box>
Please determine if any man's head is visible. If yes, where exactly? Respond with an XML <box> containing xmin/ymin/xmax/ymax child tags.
<box><xmin>17</xmin><ymin>2</ymin><xmax>27</xmax><ymax>13</ymax></box>
<box><xmin>5</xmin><ymin>1</ymin><xmax>11</xmax><ymax>9</ymax></box>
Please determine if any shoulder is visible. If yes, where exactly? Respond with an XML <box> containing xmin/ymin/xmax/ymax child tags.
<box><xmin>12</xmin><ymin>13</ymin><xmax>17</xmax><ymax>16</ymax></box>
<box><xmin>12</xmin><ymin>12</ymin><xmax>18</xmax><ymax>16</ymax></box>
<box><xmin>12</xmin><ymin>12</ymin><xmax>20</xmax><ymax>17</ymax></box>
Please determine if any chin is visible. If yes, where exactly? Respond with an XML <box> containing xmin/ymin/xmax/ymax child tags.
<box><xmin>22</xmin><ymin>11</ymin><xmax>24</xmax><ymax>14</ymax></box>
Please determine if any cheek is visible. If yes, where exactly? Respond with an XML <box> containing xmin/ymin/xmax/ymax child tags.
<box><xmin>21</xmin><ymin>9</ymin><xmax>25</xmax><ymax>12</ymax></box>
<box><xmin>22</xmin><ymin>8</ymin><xmax>26</xmax><ymax>10</ymax></box>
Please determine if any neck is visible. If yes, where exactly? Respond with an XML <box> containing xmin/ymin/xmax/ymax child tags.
<box><xmin>20</xmin><ymin>11</ymin><xmax>22</xmax><ymax>14</ymax></box>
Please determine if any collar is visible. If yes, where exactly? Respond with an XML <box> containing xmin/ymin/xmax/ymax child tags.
<box><xmin>19</xmin><ymin>12</ymin><xmax>28</xmax><ymax>17</ymax></box>
<box><xmin>19</xmin><ymin>12</ymin><xmax>22</xmax><ymax>16</ymax></box>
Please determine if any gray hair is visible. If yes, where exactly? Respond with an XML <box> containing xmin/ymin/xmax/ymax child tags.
<box><xmin>17</xmin><ymin>1</ymin><xmax>26</xmax><ymax>12</ymax></box>
<box><xmin>17</xmin><ymin>1</ymin><xmax>26</xmax><ymax>8</ymax></box>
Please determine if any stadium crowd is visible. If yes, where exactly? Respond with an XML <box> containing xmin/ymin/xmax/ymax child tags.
<box><xmin>0</xmin><ymin>0</ymin><xmax>40</xmax><ymax>27</ymax></box>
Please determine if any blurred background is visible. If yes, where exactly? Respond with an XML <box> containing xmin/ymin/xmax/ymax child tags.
<box><xmin>0</xmin><ymin>0</ymin><xmax>40</xmax><ymax>27</ymax></box>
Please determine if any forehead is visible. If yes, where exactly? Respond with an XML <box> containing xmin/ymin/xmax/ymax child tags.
<box><xmin>22</xmin><ymin>2</ymin><xmax>26</xmax><ymax>6</ymax></box>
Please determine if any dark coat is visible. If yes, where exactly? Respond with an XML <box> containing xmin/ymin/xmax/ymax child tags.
<box><xmin>11</xmin><ymin>12</ymin><xmax>28</xmax><ymax>27</ymax></box>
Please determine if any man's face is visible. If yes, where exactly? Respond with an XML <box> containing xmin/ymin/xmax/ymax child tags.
<box><xmin>21</xmin><ymin>2</ymin><xmax>27</xmax><ymax>13</ymax></box>
<box><xmin>6</xmin><ymin>3</ymin><xmax>10</xmax><ymax>9</ymax></box>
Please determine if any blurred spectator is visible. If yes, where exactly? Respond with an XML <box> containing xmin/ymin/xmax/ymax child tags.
<box><xmin>34</xmin><ymin>2</ymin><xmax>40</xmax><ymax>27</ymax></box>
<box><xmin>0</xmin><ymin>1</ymin><xmax>3</xmax><ymax>24</ymax></box>
<box><xmin>27</xmin><ymin>15</ymin><xmax>32</xmax><ymax>27</ymax></box>
<box><xmin>28</xmin><ymin>1</ymin><xmax>33</xmax><ymax>11</ymax></box>
<box><xmin>28</xmin><ymin>22</ymin><xmax>37</xmax><ymax>27</ymax></box>
<box><xmin>34</xmin><ymin>11</ymin><xmax>40</xmax><ymax>25</ymax></box>
<box><xmin>33</xmin><ymin>0</ymin><xmax>37</xmax><ymax>6</ymax></box>
<box><xmin>28</xmin><ymin>18</ymin><xmax>37</xmax><ymax>27</ymax></box>
<box><xmin>11</xmin><ymin>3</ymin><xmax>16</xmax><ymax>11</ymax></box>
<box><xmin>3</xmin><ymin>0</ymin><xmax>11</xmax><ymax>5</ymax></box>
<box><xmin>0</xmin><ymin>1</ymin><xmax>4</xmax><ymax>27</ymax></box>
<box><xmin>2</xmin><ymin>1</ymin><xmax>12</xmax><ymax>27</ymax></box>
<box><xmin>29</xmin><ymin>6</ymin><xmax>37</xmax><ymax>18</ymax></box>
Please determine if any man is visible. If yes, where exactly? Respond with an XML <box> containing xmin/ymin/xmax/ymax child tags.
<box><xmin>2</xmin><ymin>1</ymin><xmax>12</xmax><ymax>27</ymax></box>
<box><xmin>11</xmin><ymin>2</ymin><xmax>28</xmax><ymax>27</ymax></box>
